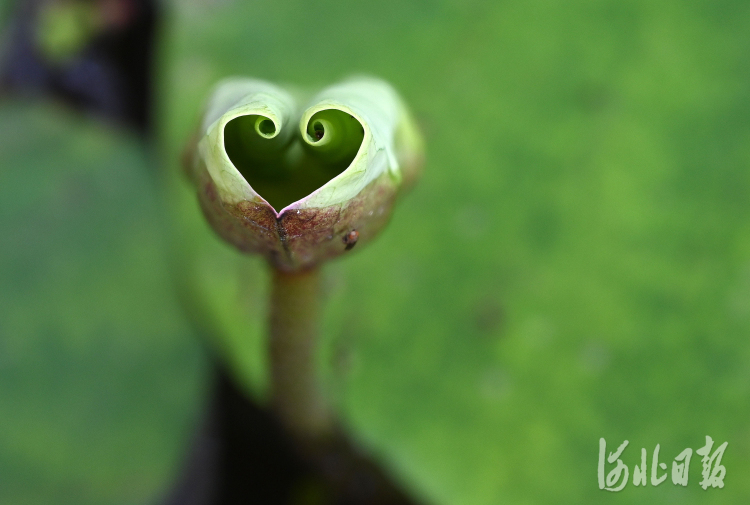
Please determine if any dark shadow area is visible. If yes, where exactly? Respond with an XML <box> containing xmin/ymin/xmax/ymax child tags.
<box><xmin>163</xmin><ymin>360</ymin><xmax>424</xmax><ymax>505</ymax></box>
<box><xmin>0</xmin><ymin>0</ymin><xmax>158</xmax><ymax>137</ymax></box>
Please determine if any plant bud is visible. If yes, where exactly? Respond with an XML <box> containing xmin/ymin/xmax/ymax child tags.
<box><xmin>184</xmin><ymin>77</ymin><xmax>423</xmax><ymax>271</ymax></box>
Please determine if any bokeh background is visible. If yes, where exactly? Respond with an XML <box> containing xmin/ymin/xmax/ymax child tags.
<box><xmin>1</xmin><ymin>0</ymin><xmax>749</xmax><ymax>503</ymax></box>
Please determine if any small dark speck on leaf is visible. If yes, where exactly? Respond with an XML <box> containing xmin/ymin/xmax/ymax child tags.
<box><xmin>343</xmin><ymin>230</ymin><xmax>359</xmax><ymax>250</ymax></box>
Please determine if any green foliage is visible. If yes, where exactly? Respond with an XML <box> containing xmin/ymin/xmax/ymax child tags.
<box><xmin>3</xmin><ymin>0</ymin><xmax>750</xmax><ymax>504</ymax></box>
<box><xmin>162</xmin><ymin>1</ymin><xmax>750</xmax><ymax>503</ymax></box>
<box><xmin>0</xmin><ymin>103</ymin><xmax>205</xmax><ymax>505</ymax></box>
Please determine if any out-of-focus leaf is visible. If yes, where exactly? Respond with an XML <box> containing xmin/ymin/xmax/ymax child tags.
<box><xmin>159</xmin><ymin>2</ymin><xmax>750</xmax><ymax>504</ymax></box>
<box><xmin>0</xmin><ymin>101</ymin><xmax>204</xmax><ymax>505</ymax></box>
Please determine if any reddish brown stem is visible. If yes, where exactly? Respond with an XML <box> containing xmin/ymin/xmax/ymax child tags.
<box><xmin>268</xmin><ymin>267</ymin><xmax>332</xmax><ymax>440</ymax></box>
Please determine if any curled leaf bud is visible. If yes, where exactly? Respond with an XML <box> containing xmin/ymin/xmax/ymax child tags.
<box><xmin>184</xmin><ymin>77</ymin><xmax>424</xmax><ymax>271</ymax></box>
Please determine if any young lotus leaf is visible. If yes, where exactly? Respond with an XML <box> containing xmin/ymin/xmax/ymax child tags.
<box><xmin>185</xmin><ymin>77</ymin><xmax>423</xmax><ymax>271</ymax></box>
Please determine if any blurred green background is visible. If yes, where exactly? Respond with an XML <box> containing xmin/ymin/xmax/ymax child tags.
<box><xmin>2</xmin><ymin>0</ymin><xmax>750</xmax><ymax>504</ymax></box>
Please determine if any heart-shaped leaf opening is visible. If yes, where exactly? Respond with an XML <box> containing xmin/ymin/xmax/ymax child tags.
<box><xmin>224</xmin><ymin>109</ymin><xmax>364</xmax><ymax>212</ymax></box>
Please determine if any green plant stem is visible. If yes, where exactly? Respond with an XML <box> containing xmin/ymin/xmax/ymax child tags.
<box><xmin>268</xmin><ymin>266</ymin><xmax>332</xmax><ymax>440</ymax></box>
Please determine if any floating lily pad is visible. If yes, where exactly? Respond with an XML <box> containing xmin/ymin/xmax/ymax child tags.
<box><xmin>161</xmin><ymin>1</ymin><xmax>750</xmax><ymax>504</ymax></box>
<box><xmin>0</xmin><ymin>101</ymin><xmax>205</xmax><ymax>505</ymax></box>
